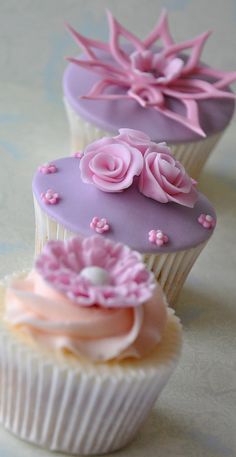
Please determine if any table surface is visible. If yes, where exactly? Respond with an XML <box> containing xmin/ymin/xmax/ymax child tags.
<box><xmin>0</xmin><ymin>1</ymin><xmax>236</xmax><ymax>456</ymax></box>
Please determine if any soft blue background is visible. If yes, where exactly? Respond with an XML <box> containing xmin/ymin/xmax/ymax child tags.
<box><xmin>0</xmin><ymin>1</ymin><xmax>235</xmax><ymax>456</ymax></box>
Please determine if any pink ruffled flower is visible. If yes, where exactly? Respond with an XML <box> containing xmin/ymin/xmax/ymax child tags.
<box><xmin>139</xmin><ymin>143</ymin><xmax>198</xmax><ymax>207</ymax></box>
<box><xmin>38</xmin><ymin>163</ymin><xmax>57</xmax><ymax>174</ymax></box>
<box><xmin>80</xmin><ymin>133</ymin><xmax>143</xmax><ymax>192</ymax></box>
<box><xmin>90</xmin><ymin>216</ymin><xmax>110</xmax><ymax>234</ymax></box>
<box><xmin>35</xmin><ymin>236</ymin><xmax>155</xmax><ymax>308</ymax></box>
<box><xmin>41</xmin><ymin>189</ymin><xmax>60</xmax><ymax>205</ymax></box>
<box><xmin>149</xmin><ymin>230</ymin><xmax>169</xmax><ymax>246</ymax></box>
<box><xmin>198</xmin><ymin>213</ymin><xmax>216</xmax><ymax>229</ymax></box>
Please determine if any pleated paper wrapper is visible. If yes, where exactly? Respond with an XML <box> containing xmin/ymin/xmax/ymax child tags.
<box><xmin>0</xmin><ymin>278</ymin><xmax>182</xmax><ymax>455</ymax></box>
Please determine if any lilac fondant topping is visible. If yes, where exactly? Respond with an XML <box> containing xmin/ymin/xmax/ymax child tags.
<box><xmin>33</xmin><ymin>158</ymin><xmax>216</xmax><ymax>253</ymax></box>
<box><xmin>63</xmin><ymin>56</ymin><xmax>235</xmax><ymax>143</ymax></box>
<box><xmin>66</xmin><ymin>10</ymin><xmax>236</xmax><ymax>137</ymax></box>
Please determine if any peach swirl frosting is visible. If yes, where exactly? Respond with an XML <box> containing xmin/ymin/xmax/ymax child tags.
<box><xmin>4</xmin><ymin>236</ymin><xmax>168</xmax><ymax>362</ymax></box>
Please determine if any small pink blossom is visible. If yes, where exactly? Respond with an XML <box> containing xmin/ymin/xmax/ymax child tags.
<box><xmin>35</xmin><ymin>236</ymin><xmax>155</xmax><ymax>308</ymax></box>
<box><xmin>149</xmin><ymin>230</ymin><xmax>169</xmax><ymax>246</ymax></box>
<box><xmin>73</xmin><ymin>151</ymin><xmax>83</xmax><ymax>158</ymax></box>
<box><xmin>90</xmin><ymin>216</ymin><xmax>110</xmax><ymax>234</ymax></box>
<box><xmin>41</xmin><ymin>189</ymin><xmax>60</xmax><ymax>205</ymax></box>
<box><xmin>198</xmin><ymin>214</ymin><xmax>216</xmax><ymax>229</ymax></box>
<box><xmin>38</xmin><ymin>163</ymin><xmax>57</xmax><ymax>174</ymax></box>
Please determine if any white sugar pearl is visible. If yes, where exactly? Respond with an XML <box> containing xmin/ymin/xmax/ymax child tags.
<box><xmin>205</xmin><ymin>215</ymin><xmax>212</xmax><ymax>222</ymax></box>
<box><xmin>80</xmin><ymin>266</ymin><xmax>110</xmax><ymax>286</ymax></box>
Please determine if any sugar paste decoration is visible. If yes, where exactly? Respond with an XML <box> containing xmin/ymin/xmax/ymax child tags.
<box><xmin>149</xmin><ymin>229</ymin><xmax>169</xmax><ymax>246</ymax></box>
<box><xmin>41</xmin><ymin>189</ymin><xmax>60</xmax><ymax>205</ymax></box>
<box><xmin>73</xmin><ymin>151</ymin><xmax>83</xmax><ymax>158</ymax></box>
<box><xmin>35</xmin><ymin>236</ymin><xmax>155</xmax><ymax>308</ymax></box>
<box><xmin>67</xmin><ymin>10</ymin><xmax>236</xmax><ymax>136</ymax></box>
<box><xmin>90</xmin><ymin>216</ymin><xmax>110</xmax><ymax>234</ymax></box>
<box><xmin>198</xmin><ymin>213</ymin><xmax>216</xmax><ymax>229</ymax></box>
<box><xmin>80</xmin><ymin>129</ymin><xmax>198</xmax><ymax>208</ymax></box>
<box><xmin>39</xmin><ymin>163</ymin><xmax>57</xmax><ymax>174</ymax></box>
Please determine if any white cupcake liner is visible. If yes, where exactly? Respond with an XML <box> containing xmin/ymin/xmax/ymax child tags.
<box><xmin>33</xmin><ymin>197</ymin><xmax>207</xmax><ymax>306</ymax></box>
<box><xmin>64</xmin><ymin>97</ymin><xmax>223</xmax><ymax>179</ymax></box>
<box><xmin>0</xmin><ymin>279</ymin><xmax>182</xmax><ymax>455</ymax></box>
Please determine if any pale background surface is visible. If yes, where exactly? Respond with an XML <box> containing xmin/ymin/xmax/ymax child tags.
<box><xmin>0</xmin><ymin>0</ymin><xmax>236</xmax><ymax>456</ymax></box>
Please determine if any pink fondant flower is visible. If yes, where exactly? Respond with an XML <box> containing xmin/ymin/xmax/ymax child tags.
<box><xmin>90</xmin><ymin>216</ymin><xmax>110</xmax><ymax>234</ymax></box>
<box><xmin>35</xmin><ymin>236</ymin><xmax>155</xmax><ymax>308</ymax></box>
<box><xmin>67</xmin><ymin>10</ymin><xmax>236</xmax><ymax>136</ymax></box>
<box><xmin>41</xmin><ymin>189</ymin><xmax>60</xmax><ymax>205</ymax></box>
<box><xmin>139</xmin><ymin>143</ymin><xmax>198</xmax><ymax>207</ymax></box>
<box><xmin>80</xmin><ymin>134</ymin><xmax>143</xmax><ymax>192</ymax></box>
<box><xmin>149</xmin><ymin>230</ymin><xmax>169</xmax><ymax>246</ymax></box>
<box><xmin>116</xmin><ymin>128</ymin><xmax>153</xmax><ymax>155</ymax></box>
<box><xmin>39</xmin><ymin>163</ymin><xmax>57</xmax><ymax>174</ymax></box>
<box><xmin>198</xmin><ymin>213</ymin><xmax>216</xmax><ymax>229</ymax></box>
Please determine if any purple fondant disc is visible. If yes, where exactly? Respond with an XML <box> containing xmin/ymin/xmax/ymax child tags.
<box><xmin>33</xmin><ymin>158</ymin><xmax>216</xmax><ymax>253</ymax></box>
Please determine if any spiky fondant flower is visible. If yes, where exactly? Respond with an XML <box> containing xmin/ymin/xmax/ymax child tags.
<box><xmin>67</xmin><ymin>10</ymin><xmax>236</xmax><ymax>137</ymax></box>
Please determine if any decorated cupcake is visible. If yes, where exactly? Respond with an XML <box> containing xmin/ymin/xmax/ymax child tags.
<box><xmin>0</xmin><ymin>236</ymin><xmax>182</xmax><ymax>455</ymax></box>
<box><xmin>33</xmin><ymin>129</ymin><xmax>216</xmax><ymax>305</ymax></box>
<box><xmin>63</xmin><ymin>10</ymin><xmax>236</xmax><ymax>178</ymax></box>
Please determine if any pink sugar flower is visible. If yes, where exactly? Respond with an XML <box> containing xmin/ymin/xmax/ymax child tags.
<box><xmin>38</xmin><ymin>163</ymin><xmax>57</xmax><ymax>174</ymax></box>
<box><xmin>198</xmin><ymin>213</ymin><xmax>216</xmax><ymax>229</ymax></box>
<box><xmin>149</xmin><ymin>230</ymin><xmax>169</xmax><ymax>246</ymax></box>
<box><xmin>139</xmin><ymin>142</ymin><xmax>198</xmax><ymax>208</ymax></box>
<box><xmin>90</xmin><ymin>216</ymin><xmax>110</xmax><ymax>234</ymax></box>
<box><xmin>35</xmin><ymin>236</ymin><xmax>155</xmax><ymax>308</ymax></box>
<box><xmin>41</xmin><ymin>189</ymin><xmax>60</xmax><ymax>205</ymax></box>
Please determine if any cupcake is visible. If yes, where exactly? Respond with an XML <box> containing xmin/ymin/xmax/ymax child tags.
<box><xmin>63</xmin><ymin>10</ymin><xmax>236</xmax><ymax>179</ymax></box>
<box><xmin>32</xmin><ymin>130</ymin><xmax>216</xmax><ymax>306</ymax></box>
<box><xmin>0</xmin><ymin>236</ymin><xmax>182</xmax><ymax>455</ymax></box>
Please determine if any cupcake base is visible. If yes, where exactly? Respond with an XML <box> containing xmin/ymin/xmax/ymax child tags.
<box><xmin>0</xmin><ymin>276</ymin><xmax>182</xmax><ymax>455</ymax></box>
<box><xmin>64</xmin><ymin>97</ymin><xmax>223</xmax><ymax>179</ymax></box>
<box><xmin>34</xmin><ymin>197</ymin><xmax>206</xmax><ymax>306</ymax></box>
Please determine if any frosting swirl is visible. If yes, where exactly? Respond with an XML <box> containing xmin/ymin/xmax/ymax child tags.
<box><xmin>4</xmin><ymin>237</ymin><xmax>167</xmax><ymax>362</ymax></box>
<box><xmin>5</xmin><ymin>271</ymin><xmax>167</xmax><ymax>362</ymax></box>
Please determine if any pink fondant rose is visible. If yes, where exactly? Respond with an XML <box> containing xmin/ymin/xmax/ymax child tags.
<box><xmin>116</xmin><ymin>128</ymin><xmax>153</xmax><ymax>155</ymax></box>
<box><xmin>80</xmin><ymin>132</ymin><xmax>144</xmax><ymax>192</ymax></box>
<box><xmin>139</xmin><ymin>143</ymin><xmax>198</xmax><ymax>207</ymax></box>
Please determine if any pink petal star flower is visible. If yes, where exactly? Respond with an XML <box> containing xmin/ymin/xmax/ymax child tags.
<box><xmin>198</xmin><ymin>213</ymin><xmax>216</xmax><ymax>229</ymax></box>
<box><xmin>90</xmin><ymin>216</ymin><xmax>110</xmax><ymax>234</ymax></box>
<box><xmin>149</xmin><ymin>230</ymin><xmax>169</xmax><ymax>246</ymax></box>
<box><xmin>66</xmin><ymin>10</ymin><xmax>236</xmax><ymax>137</ymax></box>
<box><xmin>41</xmin><ymin>189</ymin><xmax>60</xmax><ymax>205</ymax></box>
